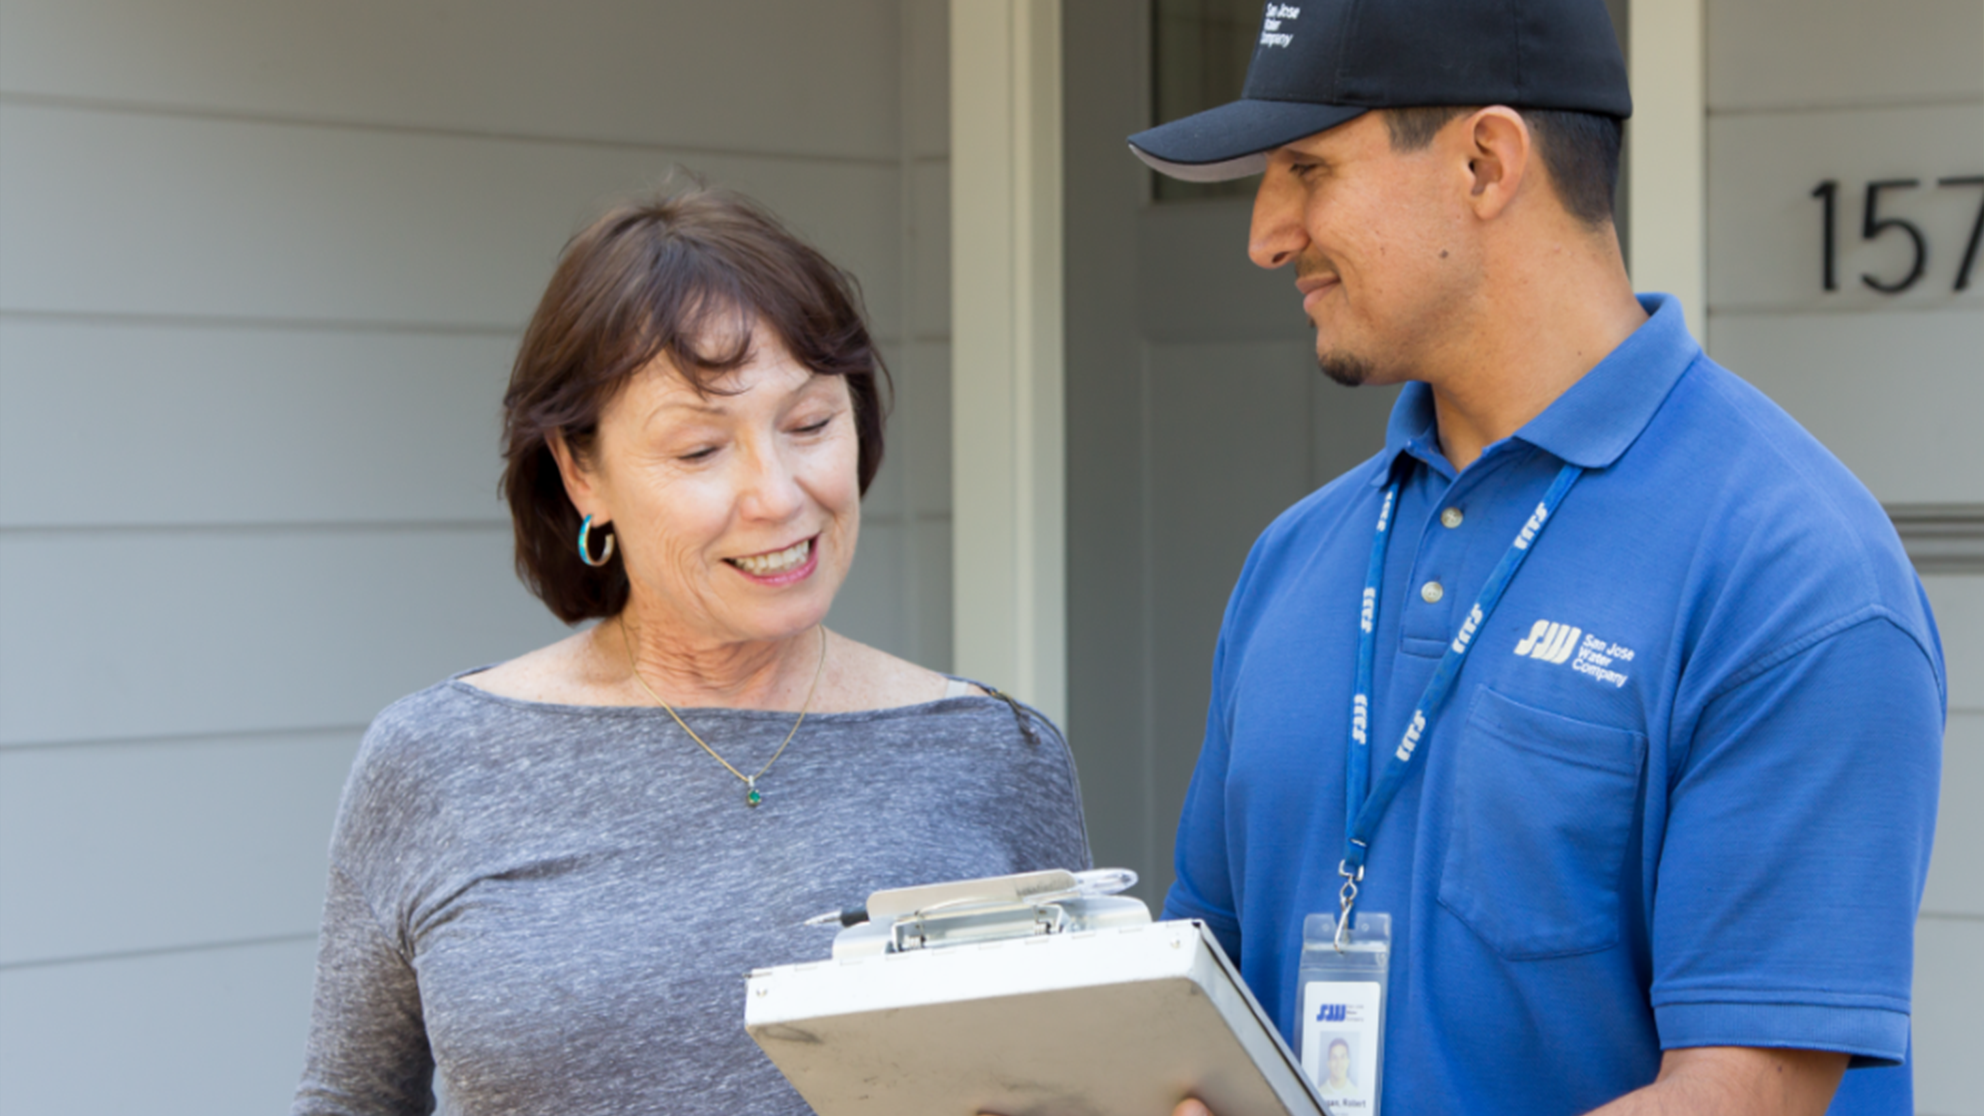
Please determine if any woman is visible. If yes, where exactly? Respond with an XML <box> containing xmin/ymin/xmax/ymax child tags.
<box><xmin>292</xmin><ymin>185</ymin><xmax>1090</xmax><ymax>1115</ymax></box>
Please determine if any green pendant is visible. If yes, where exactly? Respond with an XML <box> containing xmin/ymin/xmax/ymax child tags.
<box><xmin>746</xmin><ymin>780</ymin><xmax>763</xmax><ymax>808</ymax></box>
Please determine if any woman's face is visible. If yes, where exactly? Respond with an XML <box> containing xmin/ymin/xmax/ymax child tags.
<box><xmin>564</xmin><ymin>330</ymin><xmax>861</xmax><ymax>649</ymax></box>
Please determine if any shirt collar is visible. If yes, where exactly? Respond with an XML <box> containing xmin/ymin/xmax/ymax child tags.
<box><xmin>1375</xmin><ymin>381</ymin><xmax>1447</xmax><ymax>485</ymax></box>
<box><xmin>1372</xmin><ymin>293</ymin><xmax>1699</xmax><ymax>486</ymax></box>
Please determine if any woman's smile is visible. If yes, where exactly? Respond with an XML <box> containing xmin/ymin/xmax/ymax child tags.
<box><xmin>727</xmin><ymin>535</ymin><xmax>818</xmax><ymax>584</ymax></box>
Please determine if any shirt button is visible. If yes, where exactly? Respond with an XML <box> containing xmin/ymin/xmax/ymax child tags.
<box><xmin>1421</xmin><ymin>581</ymin><xmax>1445</xmax><ymax>604</ymax></box>
<box><xmin>1441</xmin><ymin>507</ymin><xmax>1464</xmax><ymax>529</ymax></box>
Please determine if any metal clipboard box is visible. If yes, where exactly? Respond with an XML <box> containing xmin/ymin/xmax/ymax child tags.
<box><xmin>745</xmin><ymin>870</ymin><xmax>1329</xmax><ymax>1116</ymax></box>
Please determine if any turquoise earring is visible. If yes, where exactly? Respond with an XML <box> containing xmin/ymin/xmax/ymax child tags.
<box><xmin>578</xmin><ymin>515</ymin><xmax>616</xmax><ymax>567</ymax></box>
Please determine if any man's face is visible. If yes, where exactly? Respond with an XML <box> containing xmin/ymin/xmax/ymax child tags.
<box><xmin>1327</xmin><ymin>1040</ymin><xmax>1350</xmax><ymax>1083</ymax></box>
<box><xmin>1247</xmin><ymin>111</ymin><xmax>1481</xmax><ymax>386</ymax></box>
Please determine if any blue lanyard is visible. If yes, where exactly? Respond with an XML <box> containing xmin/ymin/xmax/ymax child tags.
<box><xmin>1335</xmin><ymin>460</ymin><xmax>1584</xmax><ymax>940</ymax></box>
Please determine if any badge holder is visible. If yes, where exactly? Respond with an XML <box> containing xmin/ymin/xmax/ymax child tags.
<box><xmin>1299</xmin><ymin>911</ymin><xmax>1391</xmax><ymax>1116</ymax></box>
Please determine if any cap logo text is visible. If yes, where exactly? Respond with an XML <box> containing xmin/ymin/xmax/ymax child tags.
<box><xmin>1260</xmin><ymin>4</ymin><xmax>1300</xmax><ymax>48</ymax></box>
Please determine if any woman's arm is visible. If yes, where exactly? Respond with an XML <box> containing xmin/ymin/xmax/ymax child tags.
<box><xmin>289</xmin><ymin>864</ymin><xmax>436</xmax><ymax>1116</ymax></box>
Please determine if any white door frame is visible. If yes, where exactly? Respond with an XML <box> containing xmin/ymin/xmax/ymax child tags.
<box><xmin>950</xmin><ymin>0</ymin><xmax>1068</xmax><ymax>725</ymax></box>
<box><xmin>1629</xmin><ymin>0</ymin><xmax>1708</xmax><ymax>342</ymax></box>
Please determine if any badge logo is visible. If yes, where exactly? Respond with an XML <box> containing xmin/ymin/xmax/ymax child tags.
<box><xmin>1513</xmin><ymin>620</ymin><xmax>1580</xmax><ymax>664</ymax></box>
<box><xmin>1514</xmin><ymin>619</ymin><xmax>1635</xmax><ymax>688</ymax></box>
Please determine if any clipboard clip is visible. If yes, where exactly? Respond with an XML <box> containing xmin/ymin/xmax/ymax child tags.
<box><xmin>828</xmin><ymin>868</ymin><xmax>1150</xmax><ymax>959</ymax></box>
<box><xmin>890</xmin><ymin>897</ymin><xmax>1069</xmax><ymax>952</ymax></box>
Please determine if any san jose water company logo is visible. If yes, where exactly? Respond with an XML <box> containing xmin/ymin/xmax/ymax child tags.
<box><xmin>1514</xmin><ymin>619</ymin><xmax>1634</xmax><ymax>688</ymax></box>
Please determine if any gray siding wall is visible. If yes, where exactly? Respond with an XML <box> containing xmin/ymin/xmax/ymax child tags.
<box><xmin>0</xmin><ymin>2</ymin><xmax>951</xmax><ymax>1111</ymax></box>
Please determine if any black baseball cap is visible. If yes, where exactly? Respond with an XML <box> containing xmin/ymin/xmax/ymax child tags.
<box><xmin>1129</xmin><ymin>0</ymin><xmax>1632</xmax><ymax>182</ymax></box>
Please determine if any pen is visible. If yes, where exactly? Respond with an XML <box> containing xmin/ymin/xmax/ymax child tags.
<box><xmin>803</xmin><ymin>905</ymin><xmax>869</xmax><ymax>928</ymax></box>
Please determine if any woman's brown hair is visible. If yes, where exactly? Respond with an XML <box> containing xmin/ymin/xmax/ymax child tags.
<box><xmin>500</xmin><ymin>184</ymin><xmax>890</xmax><ymax>623</ymax></box>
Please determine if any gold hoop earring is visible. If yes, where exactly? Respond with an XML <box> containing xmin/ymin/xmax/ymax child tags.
<box><xmin>578</xmin><ymin>514</ymin><xmax>616</xmax><ymax>567</ymax></box>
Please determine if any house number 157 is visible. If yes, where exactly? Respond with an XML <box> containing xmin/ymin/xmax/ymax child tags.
<box><xmin>1811</xmin><ymin>176</ymin><xmax>1984</xmax><ymax>293</ymax></box>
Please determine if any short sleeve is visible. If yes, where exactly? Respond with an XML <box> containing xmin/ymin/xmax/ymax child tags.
<box><xmin>1650</xmin><ymin>614</ymin><xmax>1943</xmax><ymax>1064</ymax></box>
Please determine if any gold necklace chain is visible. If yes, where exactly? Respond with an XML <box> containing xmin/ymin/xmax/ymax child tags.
<box><xmin>619</xmin><ymin>621</ymin><xmax>828</xmax><ymax>808</ymax></box>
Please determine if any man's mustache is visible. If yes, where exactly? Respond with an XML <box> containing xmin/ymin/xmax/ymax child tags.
<box><xmin>1295</xmin><ymin>256</ymin><xmax>1338</xmax><ymax>285</ymax></box>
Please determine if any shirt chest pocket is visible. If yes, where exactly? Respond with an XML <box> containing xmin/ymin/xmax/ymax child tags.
<box><xmin>1437</xmin><ymin>687</ymin><xmax>1648</xmax><ymax>960</ymax></box>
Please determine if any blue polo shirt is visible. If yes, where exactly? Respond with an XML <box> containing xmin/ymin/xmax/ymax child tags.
<box><xmin>1164</xmin><ymin>295</ymin><xmax>1944</xmax><ymax>1114</ymax></box>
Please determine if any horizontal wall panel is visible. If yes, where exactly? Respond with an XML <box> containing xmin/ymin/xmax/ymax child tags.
<box><xmin>1706</xmin><ymin>104</ymin><xmax>1984</xmax><ymax>312</ymax></box>
<box><xmin>1309</xmin><ymin>377</ymin><xmax>1400</xmax><ymax>489</ymax></box>
<box><xmin>1137</xmin><ymin>201</ymin><xmax>1318</xmax><ymax>344</ymax></box>
<box><xmin>0</xmin><ymin>731</ymin><xmax>355</xmax><ymax>965</ymax></box>
<box><xmin>0</xmin><ymin>936</ymin><xmax>317</xmax><ymax>1116</ymax></box>
<box><xmin>1707</xmin><ymin>0</ymin><xmax>1984</xmax><ymax>112</ymax></box>
<box><xmin>1914</xmin><ymin>916</ymin><xmax>1984</xmax><ymax>1116</ymax></box>
<box><xmin>910</xmin><ymin>159</ymin><xmax>952</xmax><ymax>339</ymax></box>
<box><xmin>905</xmin><ymin>0</ymin><xmax>950</xmax><ymax>159</ymax></box>
<box><xmin>1923</xmin><ymin>712</ymin><xmax>1983</xmax><ymax>918</ymax></box>
<box><xmin>1705</xmin><ymin>310</ymin><xmax>1984</xmax><ymax>506</ymax></box>
<box><xmin>0</xmin><ymin>103</ymin><xmax>903</xmax><ymax>334</ymax></box>
<box><xmin>1145</xmin><ymin>339</ymin><xmax>1323</xmax><ymax>904</ymax></box>
<box><xmin>0</xmin><ymin>318</ymin><xmax>514</xmax><ymax>527</ymax></box>
<box><xmin>912</xmin><ymin>517</ymin><xmax>953</xmax><ymax>675</ymax></box>
<box><xmin>901</xmin><ymin>340</ymin><xmax>954</xmax><ymax>519</ymax></box>
<box><xmin>827</xmin><ymin>516</ymin><xmax>907</xmax><ymax>662</ymax></box>
<box><xmin>1922</xmin><ymin>574</ymin><xmax>1984</xmax><ymax>711</ymax></box>
<box><xmin>0</xmin><ymin>0</ymin><xmax>901</xmax><ymax>162</ymax></box>
<box><xmin>0</xmin><ymin>528</ymin><xmax>569</xmax><ymax>747</ymax></box>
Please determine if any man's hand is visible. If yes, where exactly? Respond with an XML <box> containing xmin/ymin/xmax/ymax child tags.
<box><xmin>1584</xmin><ymin>1046</ymin><xmax>1848</xmax><ymax>1116</ymax></box>
<box><xmin>998</xmin><ymin>1046</ymin><xmax>1844</xmax><ymax>1116</ymax></box>
<box><xmin>989</xmin><ymin>1101</ymin><xmax>1214</xmax><ymax>1116</ymax></box>
<box><xmin>1150</xmin><ymin>1046</ymin><xmax>1845</xmax><ymax>1116</ymax></box>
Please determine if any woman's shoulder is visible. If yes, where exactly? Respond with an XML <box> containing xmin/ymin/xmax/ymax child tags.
<box><xmin>793</xmin><ymin>634</ymin><xmax>1075</xmax><ymax>759</ymax></box>
<box><xmin>336</xmin><ymin>665</ymin><xmax>605</xmax><ymax>858</ymax></box>
<box><xmin>453</xmin><ymin>630</ymin><xmax>617</xmax><ymax>706</ymax></box>
<box><xmin>326</xmin><ymin>680</ymin><xmax>490</xmax><ymax>881</ymax></box>
<box><xmin>350</xmin><ymin>658</ymin><xmax>598</xmax><ymax>797</ymax></box>
<box><xmin>348</xmin><ymin>677</ymin><xmax>494</xmax><ymax>789</ymax></box>
<box><xmin>811</xmin><ymin>631</ymin><xmax>987</xmax><ymax>712</ymax></box>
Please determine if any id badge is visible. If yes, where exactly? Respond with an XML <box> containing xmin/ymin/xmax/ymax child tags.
<box><xmin>1298</xmin><ymin>912</ymin><xmax>1391</xmax><ymax>1116</ymax></box>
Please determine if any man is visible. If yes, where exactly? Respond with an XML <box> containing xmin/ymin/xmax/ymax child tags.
<box><xmin>1125</xmin><ymin>1</ymin><xmax>1944</xmax><ymax>1113</ymax></box>
<box><xmin>1320</xmin><ymin>1038</ymin><xmax>1356</xmax><ymax>1102</ymax></box>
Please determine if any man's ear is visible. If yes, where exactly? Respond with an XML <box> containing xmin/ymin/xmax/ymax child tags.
<box><xmin>547</xmin><ymin>431</ymin><xmax>606</xmax><ymax>524</ymax></box>
<box><xmin>1459</xmin><ymin>106</ymin><xmax>1534</xmax><ymax>222</ymax></box>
